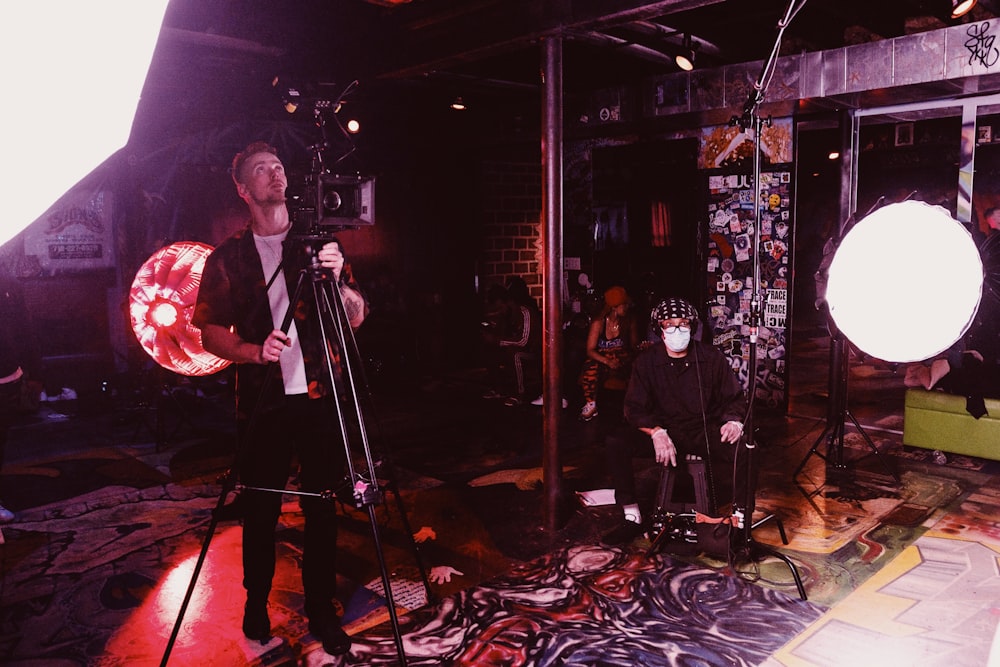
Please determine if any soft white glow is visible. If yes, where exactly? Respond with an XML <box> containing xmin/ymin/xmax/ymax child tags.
<box><xmin>150</xmin><ymin>301</ymin><xmax>179</xmax><ymax>329</ymax></box>
<box><xmin>2</xmin><ymin>2</ymin><xmax>169</xmax><ymax>247</ymax></box>
<box><xmin>952</xmin><ymin>0</ymin><xmax>977</xmax><ymax>18</ymax></box>
<box><xmin>675</xmin><ymin>52</ymin><xmax>695</xmax><ymax>72</ymax></box>
<box><xmin>827</xmin><ymin>200</ymin><xmax>983</xmax><ymax>362</ymax></box>
<box><xmin>345</xmin><ymin>118</ymin><xmax>361</xmax><ymax>134</ymax></box>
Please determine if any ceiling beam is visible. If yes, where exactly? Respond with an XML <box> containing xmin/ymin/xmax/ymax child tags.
<box><xmin>373</xmin><ymin>0</ymin><xmax>725</xmax><ymax>80</ymax></box>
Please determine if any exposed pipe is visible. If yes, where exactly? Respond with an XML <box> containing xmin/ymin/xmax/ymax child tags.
<box><xmin>541</xmin><ymin>35</ymin><xmax>564</xmax><ymax>533</ymax></box>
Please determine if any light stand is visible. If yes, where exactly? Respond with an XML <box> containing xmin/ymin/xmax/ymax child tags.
<box><xmin>727</xmin><ymin>0</ymin><xmax>807</xmax><ymax>601</ymax></box>
<box><xmin>792</xmin><ymin>191</ymin><xmax>906</xmax><ymax>485</ymax></box>
<box><xmin>159</xmin><ymin>243</ymin><xmax>422</xmax><ymax>667</ymax></box>
<box><xmin>792</xmin><ymin>322</ymin><xmax>900</xmax><ymax>483</ymax></box>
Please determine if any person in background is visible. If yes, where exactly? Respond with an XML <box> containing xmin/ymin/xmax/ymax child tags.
<box><xmin>480</xmin><ymin>283</ymin><xmax>511</xmax><ymax>400</ymax></box>
<box><xmin>0</xmin><ymin>278</ymin><xmax>26</xmax><ymax>524</ymax></box>
<box><xmin>498</xmin><ymin>276</ymin><xmax>541</xmax><ymax>406</ymax></box>
<box><xmin>194</xmin><ymin>141</ymin><xmax>367</xmax><ymax>656</ymax></box>
<box><xmin>578</xmin><ymin>286</ymin><xmax>639</xmax><ymax>421</ymax></box>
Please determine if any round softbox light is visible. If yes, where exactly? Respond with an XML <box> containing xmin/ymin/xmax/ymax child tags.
<box><xmin>129</xmin><ymin>241</ymin><xmax>231</xmax><ymax>376</ymax></box>
<box><xmin>826</xmin><ymin>200</ymin><xmax>983</xmax><ymax>363</ymax></box>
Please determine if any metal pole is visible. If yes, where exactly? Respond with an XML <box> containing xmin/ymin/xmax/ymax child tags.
<box><xmin>541</xmin><ymin>35</ymin><xmax>564</xmax><ymax>533</ymax></box>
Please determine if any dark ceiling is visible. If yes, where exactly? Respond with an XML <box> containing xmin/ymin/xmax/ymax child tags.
<box><xmin>132</xmin><ymin>0</ymin><xmax>1000</xmax><ymax>157</ymax></box>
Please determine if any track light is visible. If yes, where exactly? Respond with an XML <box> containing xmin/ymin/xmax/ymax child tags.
<box><xmin>952</xmin><ymin>0</ymin><xmax>976</xmax><ymax>18</ymax></box>
<box><xmin>675</xmin><ymin>34</ymin><xmax>696</xmax><ymax>72</ymax></box>
<box><xmin>450</xmin><ymin>96</ymin><xmax>467</xmax><ymax>111</ymax></box>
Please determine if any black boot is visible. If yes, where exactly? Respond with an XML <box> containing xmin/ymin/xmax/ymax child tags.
<box><xmin>242</xmin><ymin>598</ymin><xmax>270</xmax><ymax>643</ymax></box>
<box><xmin>306</xmin><ymin>602</ymin><xmax>351</xmax><ymax>656</ymax></box>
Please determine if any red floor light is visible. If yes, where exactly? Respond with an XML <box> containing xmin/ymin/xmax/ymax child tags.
<box><xmin>129</xmin><ymin>241</ymin><xmax>231</xmax><ymax>376</ymax></box>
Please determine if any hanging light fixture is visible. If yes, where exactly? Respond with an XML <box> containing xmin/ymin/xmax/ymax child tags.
<box><xmin>952</xmin><ymin>0</ymin><xmax>977</xmax><ymax>18</ymax></box>
<box><xmin>675</xmin><ymin>34</ymin><xmax>696</xmax><ymax>72</ymax></box>
<box><xmin>450</xmin><ymin>96</ymin><xmax>467</xmax><ymax>111</ymax></box>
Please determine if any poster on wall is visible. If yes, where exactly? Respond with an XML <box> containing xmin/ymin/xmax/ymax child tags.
<box><xmin>703</xmin><ymin>166</ymin><xmax>793</xmax><ymax>412</ymax></box>
<box><xmin>23</xmin><ymin>188</ymin><xmax>115</xmax><ymax>273</ymax></box>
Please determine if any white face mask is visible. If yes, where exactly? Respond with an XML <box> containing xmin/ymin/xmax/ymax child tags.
<box><xmin>663</xmin><ymin>328</ymin><xmax>691</xmax><ymax>352</ymax></box>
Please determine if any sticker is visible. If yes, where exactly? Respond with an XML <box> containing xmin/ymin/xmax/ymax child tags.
<box><xmin>721</xmin><ymin>258</ymin><xmax>735</xmax><ymax>273</ymax></box>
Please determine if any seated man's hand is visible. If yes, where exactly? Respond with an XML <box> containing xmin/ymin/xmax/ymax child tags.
<box><xmin>651</xmin><ymin>428</ymin><xmax>677</xmax><ymax>467</ymax></box>
<box><xmin>720</xmin><ymin>420</ymin><xmax>743</xmax><ymax>444</ymax></box>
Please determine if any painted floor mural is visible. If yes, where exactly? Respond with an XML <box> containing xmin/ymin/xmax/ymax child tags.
<box><xmin>2</xmin><ymin>328</ymin><xmax>1000</xmax><ymax>665</ymax></box>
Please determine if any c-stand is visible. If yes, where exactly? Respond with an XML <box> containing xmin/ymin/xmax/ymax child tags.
<box><xmin>160</xmin><ymin>240</ymin><xmax>424</xmax><ymax>666</ymax></box>
<box><xmin>725</xmin><ymin>0</ymin><xmax>807</xmax><ymax>601</ymax></box>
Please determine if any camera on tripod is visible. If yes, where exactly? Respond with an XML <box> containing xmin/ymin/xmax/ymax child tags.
<box><xmin>289</xmin><ymin>172</ymin><xmax>375</xmax><ymax>238</ymax></box>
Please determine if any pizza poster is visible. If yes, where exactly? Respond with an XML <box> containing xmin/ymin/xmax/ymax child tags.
<box><xmin>704</xmin><ymin>167</ymin><xmax>793</xmax><ymax>412</ymax></box>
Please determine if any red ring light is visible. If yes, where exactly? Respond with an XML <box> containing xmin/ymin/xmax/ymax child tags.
<box><xmin>129</xmin><ymin>242</ymin><xmax>231</xmax><ymax>376</ymax></box>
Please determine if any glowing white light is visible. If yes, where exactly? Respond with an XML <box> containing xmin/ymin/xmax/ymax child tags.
<box><xmin>827</xmin><ymin>200</ymin><xmax>983</xmax><ymax>362</ymax></box>
<box><xmin>2</xmin><ymin>1</ymin><xmax>169</xmax><ymax>247</ymax></box>
<box><xmin>150</xmin><ymin>301</ymin><xmax>179</xmax><ymax>329</ymax></box>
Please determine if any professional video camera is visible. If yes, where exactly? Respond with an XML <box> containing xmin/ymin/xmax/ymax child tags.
<box><xmin>280</xmin><ymin>78</ymin><xmax>375</xmax><ymax>238</ymax></box>
<box><xmin>289</xmin><ymin>171</ymin><xmax>375</xmax><ymax>237</ymax></box>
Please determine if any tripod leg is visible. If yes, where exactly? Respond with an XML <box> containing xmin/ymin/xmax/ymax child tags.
<box><xmin>792</xmin><ymin>421</ymin><xmax>834</xmax><ymax>479</ymax></box>
<box><xmin>382</xmin><ymin>473</ymin><xmax>435</xmax><ymax>604</ymax></box>
<box><xmin>366</xmin><ymin>503</ymin><xmax>408</xmax><ymax>665</ymax></box>
<box><xmin>746</xmin><ymin>541</ymin><xmax>808</xmax><ymax>601</ymax></box>
<box><xmin>160</xmin><ymin>475</ymin><xmax>236</xmax><ymax>666</ymax></box>
<box><xmin>845</xmin><ymin>409</ymin><xmax>900</xmax><ymax>482</ymax></box>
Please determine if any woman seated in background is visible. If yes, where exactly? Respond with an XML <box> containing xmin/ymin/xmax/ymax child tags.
<box><xmin>578</xmin><ymin>286</ymin><xmax>639</xmax><ymax>421</ymax></box>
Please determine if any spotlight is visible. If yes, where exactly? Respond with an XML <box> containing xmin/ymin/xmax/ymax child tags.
<box><xmin>826</xmin><ymin>200</ymin><xmax>982</xmax><ymax>362</ymax></box>
<box><xmin>675</xmin><ymin>34</ymin><xmax>696</xmax><ymax>72</ymax></box>
<box><xmin>952</xmin><ymin>0</ymin><xmax>977</xmax><ymax>18</ymax></box>
<box><xmin>828</xmin><ymin>151</ymin><xmax>840</xmax><ymax>160</ymax></box>
<box><xmin>149</xmin><ymin>300</ymin><xmax>179</xmax><ymax>329</ymax></box>
<box><xmin>129</xmin><ymin>242</ymin><xmax>231</xmax><ymax>376</ymax></box>
<box><xmin>345</xmin><ymin>118</ymin><xmax>361</xmax><ymax>134</ymax></box>
<box><xmin>450</xmin><ymin>96</ymin><xmax>467</xmax><ymax>111</ymax></box>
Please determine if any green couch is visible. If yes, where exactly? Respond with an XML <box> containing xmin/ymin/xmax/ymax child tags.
<box><xmin>903</xmin><ymin>388</ymin><xmax>1000</xmax><ymax>461</ymax></box>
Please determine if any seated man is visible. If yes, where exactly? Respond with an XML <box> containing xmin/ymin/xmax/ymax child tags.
<box><xmin>610</xmin><ymin>297</ymin><xmax>747</xmax><ymax>541</ymax></box>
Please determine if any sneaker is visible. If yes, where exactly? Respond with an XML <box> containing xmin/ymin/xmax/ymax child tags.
<box><xmin>580</xmin><ymin>401</ymin><xmax>598</xmax><ymax>421</ymax></box>
<box><xmin>503</xmin><ymin>396</ymin><xmax>522</xmax><ymax>407</ymax></box>
<box><xmin>242</xmin><ymin>600</ymin><xmax>271</xmax><ymax>643</ymax></box>
<box><xmin>308</xmin><ymin>606</ymin><xmax>352</xmax><ymax>656</ymax></box>
<box><xmin>0</xmin><ymin>504</ymin><xmax>13</xmax><ymax>523</ymax></box>
<box><xmin>601</xmin><ymin>519</ymin><xmax>644</xmax><ymax>546</ymax></box>
<box><xmin>530</xmin><ymin>396</ymin><xmax>570</xmax><ymax>408</ymax></box>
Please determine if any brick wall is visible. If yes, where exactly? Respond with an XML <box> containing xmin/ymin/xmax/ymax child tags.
<box><xmin>480</xmin><ymin>160</ymin><xmax>543</xmax><ymax>303</ymax></box>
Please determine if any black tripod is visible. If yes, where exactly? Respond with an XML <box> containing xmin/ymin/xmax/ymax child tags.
<box><xmin>792</xmin><ymin>327</ymin><xmax>900</xmax><ymax>483</ymax></box>
<box><xmin>160</xmin><ymin>240</ymin><xmax>426</xmax><ymax>666</ymax></box>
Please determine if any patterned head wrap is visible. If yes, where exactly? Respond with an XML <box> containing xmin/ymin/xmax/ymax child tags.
<box><xmin>650</xmin><ymin>297</ymin><xmax>698</xmax><ymax>325</ymax></box>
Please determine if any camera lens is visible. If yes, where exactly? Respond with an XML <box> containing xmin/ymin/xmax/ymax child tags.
<box><xmin>323</xmin><ymin>190</ymin><xmax>343</xmax><ymax>214</ymax></box>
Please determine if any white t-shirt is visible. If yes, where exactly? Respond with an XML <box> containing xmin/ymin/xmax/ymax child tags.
<box><xmin>253</xmin><ymin>230</ymin><xmax>308</xmax><ymax>395</ymax></box>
